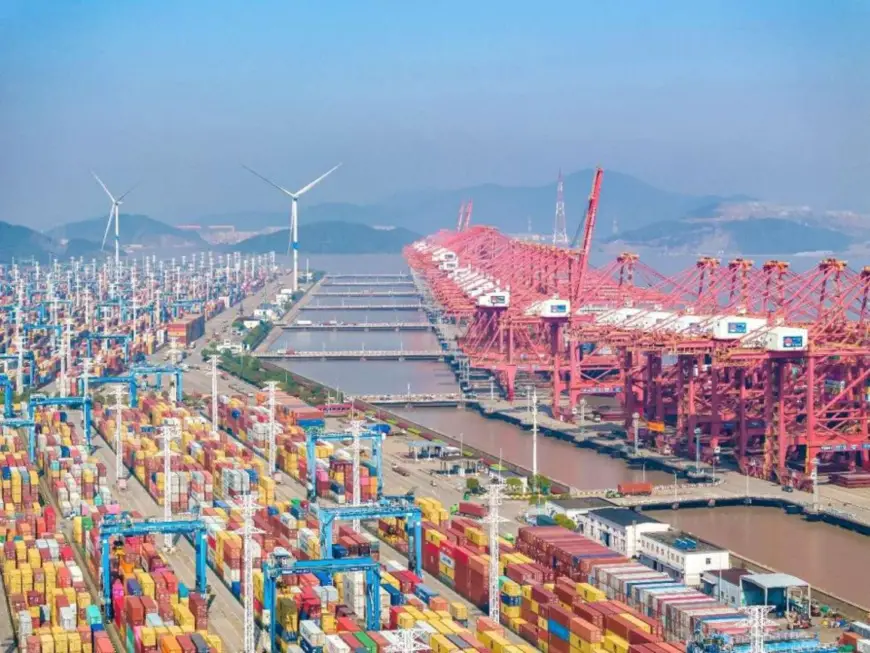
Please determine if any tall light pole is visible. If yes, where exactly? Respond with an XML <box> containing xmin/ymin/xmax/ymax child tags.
<box><xmin>113</xmin><ymin>384</ymin><xmax>126</xmax><ymax>490</ymax></box>
<box><xmin>530</xmin><ymin>387</ymin><xmax>539</xmax><ymax>495</ymax></box>
<box><xmin>481</xmin><ymin>478</ymin><xmax>507</xmax><ymax>625</ymax></box>
<box><xmin>233</xmin><ymin>491</ymin><xmax>264</xmax><ymax>653</ymax></box>
<box><xmin>632</xmin><ymin>411</ymin><xmax>640</xmax><ymax>456</ymax></box>
<box><xmin>210</xmin><ymin>355</ymin><xmax>220</xmax><ymax>435</ymax></box>
<box><xmin>348</xmin><ymin>405</ymin><xmax>364</xmax><ymax>532</ymax></box>
<box><xmin>161</xmin><ymin>418</ymin><xmax>181</xmax><ymax>551</ymax></box>
<box><xmin>265</xmin><ymin>381</ymin><xmax>278</xmax><ymax>481</ymax></box>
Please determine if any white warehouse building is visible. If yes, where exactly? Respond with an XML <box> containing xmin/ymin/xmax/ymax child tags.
<box><xmin>576</xmin><ymin>508</ymin><xmax>671</xmax><ymax>558</ymax></box>
<box><xmin>638</xmin><ymin>531</ymin><xmax>730</xmax><ymax>587</ymax></box>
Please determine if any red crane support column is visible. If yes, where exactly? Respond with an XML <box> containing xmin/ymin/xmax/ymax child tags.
<box><xmin>737</xmin><ymin>368</ymin><xmax>748</xmax><ymax>464</ymax></box>
<box><xmin>777</xmin><ymin>361</ymin><xmax>788</xmax><ymax>481</ymax></box>
<box><xmin>550</xmin><ymin>321</ymin><xmax>564</xmax><ymax>419</ymax></box>
<box><xmin>763</xmin><ymin>359</ymin><xmax>775</xmax><ymax>480</ymax></box>
<box><xmin>805</xmin><ymin>354</ymin><xmax>816</xmax><ymax>475</ymax></box>
<box><xmin>710</xmin><ymin>367</ymin><xmax>721</xmax><ymax>441</ymax></box>
<box><xmin>687</xmin><ymin>359</ymin><xmax>698</xmax><ymax>452</ymax></box>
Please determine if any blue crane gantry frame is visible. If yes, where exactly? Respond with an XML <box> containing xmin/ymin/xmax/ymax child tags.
<box><xmin>23</xmin><ymin>323</ymin><xmax>62</xmax><ymax>340</ymax></box>
<box><xmin>305</xmin><ymin>430</ymin><xmax>384</xmax><ymax>501</ymax></box>
<box><xmin>97</xmin><ymin>299</ymin><xmax>128</xmax><ymax>322</ymax></box>
<box><xmin>99</xmin><ymin>514</ymin><xmax>207</xmax><ymax>620</ymax></box>
<box><xmin>27</xmin><ymin>394</ymin><xmax>93</xmax><ymax>452</ymax></box>
<box><xmin>0</xmin><ymin>374</ymin><xmax>15</xmax><ymax>418</ymax></box>
<box><xmin>84</xmin><ymin>332</ymin><xmax>132</xmax><ymax>361</ymax></box>
<box><xmin>262</xmin><ymin>553</ymin><xmax>380</xmax><ymax>650</ymax></box>
<box><xmin>0</xmin><ymin>419</ymin><xmax>37</xmax><ymax>461</ymax></box>
<box><xmin>129</xmin><ymin>364</ymin><xmax>183</xmax><ymax>402</ymax></box>
<box><xmin>78</xmin><ymin>375</ymin><xmax>139</xmax><ymax>408</ymax></box>
<box><xmin>314</xmin><ymin>502</ymin><xmax>422</xmax><ymax>578</ymax></box>
<box><xmin>0</xmin><ymin>352</ymin><xmax>37</xmax><ymax>388</ymax></box>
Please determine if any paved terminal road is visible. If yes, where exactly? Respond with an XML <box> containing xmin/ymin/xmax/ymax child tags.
<box><xmin>0</xmin><ymin>567</ymin><xmax>16</xmax><ymax>652</ymax></box>
<box><xmin>86</xmin><ymin>422</ymin><xmax>246</xmax><ymax>651</ymax></box>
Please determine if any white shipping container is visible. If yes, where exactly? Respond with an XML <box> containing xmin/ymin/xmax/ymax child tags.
<box><xmin>855</xmin><ymin>638</ymin><xmax>870</xmax><ymax>653</ymax></box>
<box><xmin>300</xmin><ymin>620</ymin><xmax>325</xmax><ymax>647</ymax></box>
<box><xmin>711</xmin><ymin>316</ymin><xmax>767</xmax><ymax>340</ymax></box>
<box><xmin>763</xmin><ymin>326</ymin><xmax>808</xmax><ymax>352</ymax></box>
<box><xmin>325</xmin><ymin>635</ymin><xmax>351</xmax><ymax>653</ymax></box>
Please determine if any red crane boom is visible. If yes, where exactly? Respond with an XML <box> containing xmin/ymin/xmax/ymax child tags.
<box><xmin>571</xmin><ymin>167</ymin><xmax>604</xmax><ymax>283</ymax></box>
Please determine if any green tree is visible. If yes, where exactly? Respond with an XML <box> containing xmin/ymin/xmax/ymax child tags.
<box><xmin>505</xmin><ymin>477</ymin><xmax>523</xmax><ymax>494</ymax></box>
<box><xmin>465</xmin><ymin>477</ymin><xmax>480</xmax><ymax>492</ymax></box>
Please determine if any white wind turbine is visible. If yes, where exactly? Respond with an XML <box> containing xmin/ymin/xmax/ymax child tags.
<box><xmin>242</xmin><ymin>163</ymin><xmax>341</xmax><ymax>292</ymax></box>
<box><xmin>92</xmin><ymin>172</ymin><xmax>137</xmax><ymax>287</ymax></box>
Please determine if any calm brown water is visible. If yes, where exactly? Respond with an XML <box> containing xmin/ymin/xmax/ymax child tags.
<box><xmin>391</xmin><ymin>406</ymin><xmax>673</xmax><ymax>489</ymax></box>
<box><xmin>648</xmin><ymin>506</ymin><xmax>870</xmax><ymax>607</ymax></box>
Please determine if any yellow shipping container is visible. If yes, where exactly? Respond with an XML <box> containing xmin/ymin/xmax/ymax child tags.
<box><xmin>579</xmin><ymin>583</ymin><xmax>607</xmax><ymax>602</ymax></box>
<box><xmin>488</xmin><ymin>633</ymin><xmax>511</xmax><ymax>653</ymax></box>
<box><xmin>604</xmin><ymin>634</ymin><xmax>629</xmax><ymax>653</ymax></box>
<box><xmin>430</xmin><ymin>633</ymin><xmax>458</xmax><ymax>653</ymax></box>
<box><xmin>398</xmin><ymin>613</ymin><xmax>416</xmax><ymax>629</ymax></box>
<box><xmin>620</xmin><ymin>613</ymin><xmax>651</xmax><ymax>634</ymax></box>
<box><xmin>449</xmin><ymin>602</ymin><xmax>468</xmax><ymax>622</ymax></box>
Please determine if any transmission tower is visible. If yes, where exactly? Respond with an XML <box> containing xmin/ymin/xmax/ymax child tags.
<box><xmin>232</xmin><ymin>491</ymin><xmax>265</xmax><ymax>653</ymax></box>
<box><xmin>480</xmin><ymin>477</ymin><xmax>508</xmax><ymax>624</ymax></box>
<box><xmin>552</xmin><ymin>170</ymin><xmax>568</xmax><ymax>245</ymax></box>
<box><xmin>161</xmin><ymin>418</ymin><xmax>182</xmax><ymax>551</ymax></box>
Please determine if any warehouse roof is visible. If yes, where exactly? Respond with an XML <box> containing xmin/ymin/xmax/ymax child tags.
<box><xmin>742</xmin><ymin>573</ymin><xmax>807</xmax><ymax>589</ymax></box>
<box><xmin>703</xmin><ymin>568</ymin><xmax>750</xmax><ymax>586</ymax></box>
<box><xmin>589</xmin><ymin>507</ymin><xmax>662</xmax><ymax>528</ymax></box>
<box><xmin>547</xmin><ymin>497</ymin><xmax>615</xmax><ymax>511</ymax></box>
<box><xmin>643</xmin><ymin>530</ymin><xmax>723</xmax><ymax>554</ymax></box>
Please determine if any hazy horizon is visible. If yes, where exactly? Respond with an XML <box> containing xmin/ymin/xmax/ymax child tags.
<box><xmin>1</xmin><ymin>1</ymin><xmax>868</xmax><ymax>228</ymax></box>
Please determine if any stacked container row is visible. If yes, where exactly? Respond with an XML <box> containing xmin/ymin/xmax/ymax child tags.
<box><xmin>1</xmin><ymin>409</ymin><xmax>112</xmax><ymax>653</ymax></box>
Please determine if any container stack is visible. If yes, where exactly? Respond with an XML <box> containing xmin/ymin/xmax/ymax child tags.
<box><xmin>77</xmin><ymin>509</ymin><xmax>225</xmax><ymax>652</ymax></box>
<box><xmin>166</xmin><ymin>314</ymin><xmax>205</xmax><ymax>346</ymax></box>
<box><xmin>0</xmin><ymin>415</ymin><xmax>108</xmax><ymax>653</ymax></box>
<box><xmin>95</xmin><ymin>394</ymin><xmax>276</xmax><ymax>510</ymax></box>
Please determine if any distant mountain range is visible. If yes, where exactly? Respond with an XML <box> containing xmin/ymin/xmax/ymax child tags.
<box><xmin>0</xmin><ymin>221</ymin><xmax>103</xmax><ymax>263</ymax></box>
<box><xmin>195</xmin><ymin>169</ymin><xmax>750</xmax><ymax>238</ymax></box>
<box><xmin>231</xmin><ymin>221</ymin><xmax>421</xmax><ymax>254</ymax></box>
<box><xmin>607</xmin><ymin>200</ymin><xmax>864</xmax><ymax>255</ymax></box>
<box><xmin>3</xmin><ymin>168</ymin><xmax>866</xmax><ymax>261</ymax></box>
<box><xmin>48</xmin><ymin>214</ymin><xmax>206</xmax><ymax>249</ymax></box>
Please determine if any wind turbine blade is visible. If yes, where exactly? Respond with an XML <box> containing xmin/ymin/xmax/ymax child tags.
<box><xmin>295</xmin><ymin>163</ymin><xmax>342</xmax><ymax>197</ymax></box>
<box><xmin>100</xmin><ymin>210</ymin><xmax>114</xmax><ymax>250</ymax></box>
<box><xmin>91</xmin><ymin>171</ymin><xmax>116</xmax><ymax>203</ymax></box>
<box><xmin>241</xmin><ymin>164</ymin><xmax>295</xmax><ymax>197</ymax></box>
<box><xmin>116</xmin><ymin>181</ymin><xmax>140</xmax><ymax>202</ymax></box>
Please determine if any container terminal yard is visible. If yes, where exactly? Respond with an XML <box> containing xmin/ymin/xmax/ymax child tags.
<box><xmin>0</xmin><ymin>241</ymin><xmax>869</xmax><ymax>653</ymax></box>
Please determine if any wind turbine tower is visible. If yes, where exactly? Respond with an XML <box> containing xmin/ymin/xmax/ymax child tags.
<box><xmin>242</xmin><ymin>163</ymin><xmax>342</xmax><ymax>292</ymax></box>
<box><xmin>92</xmin><ymin>172</ymin><xmax>137</xmax><ymax>290</ymax></box>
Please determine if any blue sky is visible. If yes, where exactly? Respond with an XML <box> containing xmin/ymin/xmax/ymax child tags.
<box><xmin>1</xmin><ymin>0</ymin><xmax>867</xmax><ymax>228</ymax></box>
